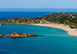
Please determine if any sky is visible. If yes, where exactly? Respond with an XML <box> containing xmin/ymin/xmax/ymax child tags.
<box><xmin>0</xmin><ymin>0</ymin><xmax>77</xmax><ymax>8</ymax></box>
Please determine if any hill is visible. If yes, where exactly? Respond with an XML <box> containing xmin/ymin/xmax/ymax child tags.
<box><xmin>0</xmin><ymin>13</ymin><xmax>77</xmax><ymax>28</ymax></box>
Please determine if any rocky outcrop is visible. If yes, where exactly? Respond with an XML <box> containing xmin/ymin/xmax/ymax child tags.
<box><xmin>4</xmin><ymin>32</ymin><xmax>39</xmax><ymax>38</ymax></box>
<box><xmin>0</xmin><ymin>34</ymin><xmax>3</xmax><ymax>37</ymax></box>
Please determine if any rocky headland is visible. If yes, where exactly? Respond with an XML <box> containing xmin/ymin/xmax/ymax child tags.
<box><xmin>0</xmin><ymin>13</ymin><xmax>77</xmax><ymax>29</ymax></box>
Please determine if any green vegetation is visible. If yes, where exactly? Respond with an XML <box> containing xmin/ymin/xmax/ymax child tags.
<box><xmin>43</xmin><ymin>13</ymin><xmax>77</xmax><ymax>29</ymax></box>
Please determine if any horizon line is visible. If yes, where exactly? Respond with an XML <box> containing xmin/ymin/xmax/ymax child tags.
<box><xmin>0</xmin><ymin>8</ymin><xmax>77</xmax><ymax>9</ymax></box>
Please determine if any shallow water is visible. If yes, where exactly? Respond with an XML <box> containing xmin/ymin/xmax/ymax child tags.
<box><xmin>0</xmin><ymin>24</ymin><xmax>77</xmax><ymax>54</ymax></box>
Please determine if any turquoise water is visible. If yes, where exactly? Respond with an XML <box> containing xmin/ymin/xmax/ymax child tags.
<box><xmin>0</xmin><ymin>11</ymin><xmax>77</xmax><ymax>54</ymax></box>
<box><xmin>0</xmin><ymin>24</ymin><xmax>77</xmax><ymax>54</ymax></box>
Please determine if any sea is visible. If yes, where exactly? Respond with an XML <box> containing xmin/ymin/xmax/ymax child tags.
<box><xmin>0</xmin><ymin>11</ymin><xmax>77</xmax><ymax>54</ymax></box>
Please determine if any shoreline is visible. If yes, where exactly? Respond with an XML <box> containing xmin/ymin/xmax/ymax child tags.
<box><xmin>1</xmin><ymin>23</ymin><xmax>77</xmax><ymax>36</ymax></box>
<box><xmin>32</xmin><ymin>23</ymin><xmax>77</xmax><ymax>36</ymax></box>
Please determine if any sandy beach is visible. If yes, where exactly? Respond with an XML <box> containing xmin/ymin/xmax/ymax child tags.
<box><xmin>33</xmin><ymin>23</ymin><xmax>77</xmax><ymax>36</ymax></box>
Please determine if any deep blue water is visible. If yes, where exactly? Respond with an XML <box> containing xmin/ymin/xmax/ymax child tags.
<box><xmin>0</xmin><ymin>11</ymin><xmax>77</xmax><ymax>20</ymax></box>
<box><xmin>0</xmin><ymin>12</ymin><xmax>53</xmax><ymax>20</ymax></box>
<box><xmin>0</xmin><ymin>24</ymin><xmax>77</xmax><ymax>54</ymax></box>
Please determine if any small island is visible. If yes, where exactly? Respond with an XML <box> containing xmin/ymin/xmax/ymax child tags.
<box><xmin>0</xmin><ymin>32</ymin><xmax>39</xmax><ymax>38</ymax></box>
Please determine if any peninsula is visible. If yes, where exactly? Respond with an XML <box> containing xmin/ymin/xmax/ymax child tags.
<box><xmin>0</xmin><ymin>13</ymin><xmax>77</xmax><ymax>36</ymax></box>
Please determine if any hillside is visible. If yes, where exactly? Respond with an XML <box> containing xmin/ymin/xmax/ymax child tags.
<box><xmin>43</xmin><ymin>13</ymin><xmax>77</xmax><ymax>28</ymax></box>
<box><xmin>0</xmin><ymin>13</ymin><xmax>77</xmax><ymax>28</ymax></box>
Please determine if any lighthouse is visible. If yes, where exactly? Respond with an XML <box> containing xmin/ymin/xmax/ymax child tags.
<box><xmin>57</xmin><ymin>11</ymin><xmax>59</xmax><ymax>13</ymax></box>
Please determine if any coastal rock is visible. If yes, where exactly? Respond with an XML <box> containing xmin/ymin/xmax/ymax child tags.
<box><xmin>5</xmin><ymin>32</ymin><xmax>39</xmax><ymax>38</ymax></box>
<box><xmin>0</xmin><ymin>34</ymin><xmax>3</xmax><ymax>37</ymax></box>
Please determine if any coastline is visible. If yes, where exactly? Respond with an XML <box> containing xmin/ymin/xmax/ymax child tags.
<box><xmin>32</xmin><ymin>23</ymin><xmax>77</xmax><ymax>36</ymax></box>
<box><xmin>1</xmin><ymin>23</ymin><xmax>77</xmax><ymax>36</ymax></box>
